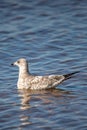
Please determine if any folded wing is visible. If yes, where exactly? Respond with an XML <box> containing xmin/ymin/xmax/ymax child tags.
<box><xmin>25</xmin><ymin>75</ymin><xmax>65</xmax><ymax>89</ymax></box>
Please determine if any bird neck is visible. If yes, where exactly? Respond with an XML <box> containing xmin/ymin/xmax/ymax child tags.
<box><xmin>19</xmin><ymin>65</ymin><xmax>30</xmax><ymax>78</ymax></box>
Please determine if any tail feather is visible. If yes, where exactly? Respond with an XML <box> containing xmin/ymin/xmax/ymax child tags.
<box><xmin>63</xmin><ymin>71</ymin><xmax>79</xmax><ymax>80</ymax></box>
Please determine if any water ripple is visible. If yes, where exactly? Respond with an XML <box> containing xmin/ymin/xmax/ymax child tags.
<box><xmin>0</xmin><ymin>0</ymin><xmax>87</xmax><ymax>129</ymax></box>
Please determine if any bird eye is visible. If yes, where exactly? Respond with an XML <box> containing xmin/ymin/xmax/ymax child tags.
<box><xmin>17</xmin><ymin>60</ymin><xmax>20</xmax><ymax>64</ymax></box>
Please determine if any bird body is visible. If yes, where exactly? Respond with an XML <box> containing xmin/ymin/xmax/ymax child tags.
<box><xmin>11</xmin><ymin>58</ymin><xmax>78</xmax><ymax>90</ymax></box>
<box><xmin>17</xmin><ymin>74</ymin><xmax>64</xmax><ymax>89</ymax></box>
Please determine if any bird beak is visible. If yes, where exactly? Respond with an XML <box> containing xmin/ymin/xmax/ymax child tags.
<box><xmin>11</xmin><ymin>63</ymin><xmax>14</xmax><ymax>66</ymax></box>
<box><xmin>11</xmin><ymin>61</ymin><xmax>18</xmax><ymax>66</ymax></box>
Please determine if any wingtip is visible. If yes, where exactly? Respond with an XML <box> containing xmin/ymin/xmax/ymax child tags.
<box><xmin>64</xmin><ymin>71</ymin><xmax>79</xmax><ymax>80</ymax></box>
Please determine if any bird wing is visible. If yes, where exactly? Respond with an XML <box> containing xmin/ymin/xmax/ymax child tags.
<box><xmin>25</xmin><ymin>75</ymin><xmax>64</xmax><ymax>89</ymax></box>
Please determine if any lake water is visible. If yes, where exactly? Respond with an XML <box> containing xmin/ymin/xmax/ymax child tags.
<box><xmin>0</xmin><ymin>0</ymin><xmax>87</xmax><ymax>129</ymax></box>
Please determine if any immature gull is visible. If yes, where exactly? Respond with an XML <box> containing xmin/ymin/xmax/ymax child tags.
<box><xmin>11</xmin><ymin>58</ymin><xmax>78</xmax><ymax>90</ymax></box>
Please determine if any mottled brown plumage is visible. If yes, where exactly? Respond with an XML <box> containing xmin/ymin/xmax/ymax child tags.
<box><xmin>11</xmin><ymin>58</ymin><xmax>78</xmax><ymax>90</ymax></box>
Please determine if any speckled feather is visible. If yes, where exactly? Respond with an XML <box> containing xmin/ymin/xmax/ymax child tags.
<box><xmin>11</xmin><ymin>58</ymin><xmax>78</xmax><ymax>90</ymax></box>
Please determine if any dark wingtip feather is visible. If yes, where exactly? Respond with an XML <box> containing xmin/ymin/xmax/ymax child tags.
<box><xmin>64</xmin><ymin>71</ymin><xmax>79</xmax><ymax>80</ymax></box>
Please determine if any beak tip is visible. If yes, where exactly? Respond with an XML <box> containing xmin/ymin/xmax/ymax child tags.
<box><xmin>11</xmin><ymin>63</ymin><xmax>14</xmax><ymax>66</ymax></box>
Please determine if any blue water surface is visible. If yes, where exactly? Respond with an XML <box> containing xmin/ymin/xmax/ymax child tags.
<box><xmin>0</xmin><ymin>0</ymin><xmax>87</xmax><ymax>130</ymax></box>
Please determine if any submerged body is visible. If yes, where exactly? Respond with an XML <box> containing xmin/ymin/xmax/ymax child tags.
<box><xmin>11</xmin><ymin>58</ymin><xmax>78</xmax><ymax>90</ymax></box>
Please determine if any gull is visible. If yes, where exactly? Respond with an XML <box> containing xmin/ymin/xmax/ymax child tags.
<box><xmin>11</xmin><ymin>58</ymin><xmax>78</xmax><ymax>90</ymax></box>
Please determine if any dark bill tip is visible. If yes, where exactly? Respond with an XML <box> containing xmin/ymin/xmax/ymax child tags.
<box><xmin>11</xmin><ymin>63</ymin><xmax>14</xmax><ymax>66</ymax></box>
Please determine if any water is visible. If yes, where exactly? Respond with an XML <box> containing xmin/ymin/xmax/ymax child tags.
<box><xmin>0</xmin><ymin>0</ymin><xmax>87</xmax><ymax>129</ymax></box>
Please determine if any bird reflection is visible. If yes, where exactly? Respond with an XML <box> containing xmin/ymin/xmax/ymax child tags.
<box><xmin>18</xmin><ymin>89</ymin><xmax>31</xmax><ymax>110</ymax></box>
<box><xmin>18</xmin><ymin>88</ymin><xmax>70</xmax><ymax>110</ymax></box>
<box><xmin>18</xmin><ymin>88</ymin><xmax>72</xmax><ymax>129</ymax></box>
